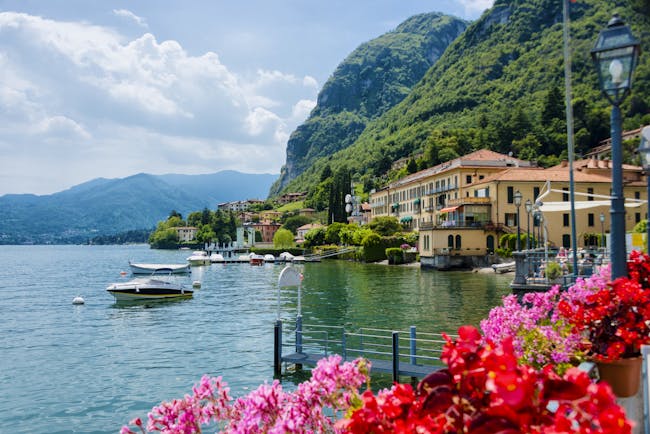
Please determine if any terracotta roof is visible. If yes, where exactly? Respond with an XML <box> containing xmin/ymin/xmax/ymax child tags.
<box><xmin>388</xmin><ymin>149</ymin><xmax>529</xmax><ymax>188</ymax></box>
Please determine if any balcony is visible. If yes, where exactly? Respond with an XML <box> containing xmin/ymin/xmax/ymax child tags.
<box><xmin>446</xmin><ymin>197</ymin><xmax>491</xmax><ymax>206</ymax></box>
<box><xmin>419</xmin><ymin>221</ymin><xmax>507</xmax><ymax>231</ymax></box>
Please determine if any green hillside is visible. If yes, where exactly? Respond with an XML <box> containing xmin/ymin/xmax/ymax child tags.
<box><xmin>269</xmin><ymin>12</ymin><xmax>468</xmax><ymax>195</ymax></box>
<box><xmin>278</xmin><ymin>0</ymin><xmax>650</xmax><ymax>197</ymax></box>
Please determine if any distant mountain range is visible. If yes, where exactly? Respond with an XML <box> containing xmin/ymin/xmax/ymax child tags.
<box><xmin>0</xmin><ymin>171</ymin><xmax>277</xmax><ymax>244</ymax></box>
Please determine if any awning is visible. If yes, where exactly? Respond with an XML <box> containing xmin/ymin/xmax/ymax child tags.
<box><xmin>400</xmin><ymin>216</ymin><xmax>413</xmax><ymax>223</ymax></box>
<box><xmin>539</xmin><ymin>200</ymin><xmax>644</xmax><ymax>212</ymax></box>
<box><xmin>439</xmin><ymin>206</ymin><xmax>459</xmax><ymax>213</ymax></box>
<box><xmin>414</xmin><ymin>198</ymin><xmax>421</xmax><ymax>205</ymax></box>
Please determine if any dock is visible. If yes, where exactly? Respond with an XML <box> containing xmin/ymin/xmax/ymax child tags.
<box><xmin>273</xmin><ymin>317</ymin><xmax>447</xmax><ymax>382</ymax></box>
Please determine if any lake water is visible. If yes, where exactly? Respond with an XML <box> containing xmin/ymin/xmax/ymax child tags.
<box><xmin>0</xmin><ymin>245</ymin><xmax>512</xmax><ymax>433</ymax></box>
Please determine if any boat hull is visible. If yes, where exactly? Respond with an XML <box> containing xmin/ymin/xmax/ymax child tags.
<box><xmin>129</xmin><ymin>263</ymin><xmax>191</xmax><ymax>274</ymax></box>
<box><xmin>106</xmin><ymin>279</ymin><xmax>193</xmax><ymax>301</ymax></box>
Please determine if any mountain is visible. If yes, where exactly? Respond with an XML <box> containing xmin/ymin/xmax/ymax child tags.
<box><xmin>269</xmin><ymin>12</ymin><xmax>468</xmax><ymax>195</ymax></box>
<box><xmin>277</xmin><ymin>0</ymin><xmax>650</xmax><ymax>196</ymax></box>
<box><xmin>0</xmin><ymin>171</ymin><xmax>278</xmax><ymax>244</ymax></box>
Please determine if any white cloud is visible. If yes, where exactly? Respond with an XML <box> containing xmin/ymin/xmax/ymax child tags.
<box><xmin>456</xmin><ymin>0</ymin><xmax>494</xmax><ymax>17</ymax></box>
<box><xmin>0</xmin><ymin>11</ymin><xmax>319</xmax><ymax>194</ymax></box>
<box><xmin>113</xmin><ymin>9</ymin><xmax>148</xmax><ymax>28</ymax></box>
<box><xmin>292</xmin><ymin>99</ymin><xmax>316</xmax><ymax>121</ymax></box>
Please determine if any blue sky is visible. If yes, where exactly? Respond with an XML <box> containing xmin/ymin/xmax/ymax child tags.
<box><xmin>0</xmin><ymin>0</ymin><xmax>493</xmax><ymax>195</ymax></box>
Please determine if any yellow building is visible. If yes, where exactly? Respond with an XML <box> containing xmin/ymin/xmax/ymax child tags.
<box><xmin>369</xmin><ymin>150</ymin><xmax>647</xmax><ymax>269</ymax></box>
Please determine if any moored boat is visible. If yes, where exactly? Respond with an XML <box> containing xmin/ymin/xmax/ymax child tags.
<box><xmin>129</xmin><ymin>261</ymin><xmax>190</xmax><ymax>275</ymax></box>
<box><xmin>492</xmin><ymin>261</ymin><xmax>516</xmax><ymax>273</ymax></box>
<box><xmin>250</xmin><ymin>254</ymin><xmax>265</xmax><ymax>266</ymax></box>
<box><xmin>187</xmin><ymin>250</ymin><xmax>210</xmax><ymax>266</ymax></box>
<box><xmin>106</xmin><ymin>270</ymin><xmax>193</xmax><ymax>301</ymax></box>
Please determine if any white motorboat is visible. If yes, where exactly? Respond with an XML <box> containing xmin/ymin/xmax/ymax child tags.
<box><xmin>186</xmin><ymin>250</ymin><xmax>210</xmax><ymax>266</ymax></box>
<box><xmin>129</xmin><ymin>261</ymin><xmax>190</xmax><ymax>274</ymax></box>
<box><xmin>250</xmin><ymin>254</ymin><xmax>265</xmax><ymax>265</ymax></box>
<box><xmin>491</xmin><ymin>261</ymin><xmax>516</xmax><ymax>273</ymax></box>
<box><xmin>106</xmin><ymin>270</ymin><xmax>193</xmax><ymax>301</ymax></box>
<box><xmin>209</xmin><ymin>253</ymin><xmax>225</xmax><ymax>263</ymax></box>
<box><xmin>263</xmin><ymin>254</ymin><xmax>275</xmax><ymax>263</ymax></box>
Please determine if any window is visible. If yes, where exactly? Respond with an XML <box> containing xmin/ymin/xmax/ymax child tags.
<box><xmin>635</xmin><ymin>191</ymin><xmax>641</xmax><ymax>200</ymax></box>
<box><xmin>588</xmin><ymin>213</ymin><xmax>594</xmax><ymax>227</ymax></box>
<box><xmin>533</xmin><ymin>187</ymin><xmax>540</xmax><ymax>200</ymax></box>
<box><xmin>506</xmin><ymin>213</ymin><xmax>517</xmax><ymax>226</ymax></box>
<box><xmin>562</xmin><ymin>234</ymin><xmax>571</xmax><ymax>248</ymax></box>
<box><xmin>448</xmin><ymin>235</ymin><xmax>454</xmax><ymax>248</ymax></box>
<box><xmin>563</xmin><ymin>213</ymin><xmax>569</xmax><ymax>227</ymax></box>
<box><xmin>636</xmin><ymin>212</ymin><xmax>641</xmax><ymax>223</ymax></box>
<box><xmin>455</xmin><ymin>235</ymin><xmax>462</xmax><ymax>250</ymax></box>
<box><xmin>507</xmin><ymin>186</ymin><xmax>514</xmax><ymax>204</ymax></box>
<box><xmin>466</xmin><ymin>175</ymin><xmax>472</xmax><ymax>184</ymax></box>
<box><xmin>562</xmin><ymin>188</ymin><xmax>569</xmax><ymax>201</ymax></box>
<box><xmin>587</xmin><ymin>188</ymin><xmax>594</xmax><ymax>201</ymax></box>
<box><xmin>486</xmin><ymin>235</ymin><xmax>495</xmax><ymax>253</ymax></box>
<box><xmin>479</xmin><ymin>175</ymin><xmax>484</xmax><ymax>180</ymax></box>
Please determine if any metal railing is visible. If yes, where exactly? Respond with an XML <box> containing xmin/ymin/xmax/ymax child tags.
<box><xmin>275</xmin><ymin>320</ymin><xmax>449</xmax><ymax>381</ymax></box>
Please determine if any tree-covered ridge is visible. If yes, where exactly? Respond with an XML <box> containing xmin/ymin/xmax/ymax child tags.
<box><xmin>269</xmin><ymin>12</ymin><xmax>468</xmax><ymax>195</ymax></box>
<box><xmin>279</xmin><ymin>0</ymin><xmax>650</xmax><ymax>196</ymax></box>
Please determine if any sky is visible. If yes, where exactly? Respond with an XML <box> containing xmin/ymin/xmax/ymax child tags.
<box><xmin>0</xmin><ymin>0</ymin><xmax>493</xmax><ymax>196</ymax></box>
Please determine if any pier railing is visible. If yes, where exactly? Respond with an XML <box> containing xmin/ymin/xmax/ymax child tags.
<box><xmin>274</xmin><ymin>318</ymin><xmax>449</xmax><ymax>381</ymax></box>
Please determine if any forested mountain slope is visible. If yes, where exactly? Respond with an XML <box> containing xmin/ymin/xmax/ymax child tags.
<box><xmin>280</xmin><ymin>0</ymin><xmax>650</xmax><ymax>197</ymax></box>
<box><xmin>269</xmin><ymin>12</ymin><xmax>468</xmax><ymax>195</ymax></box>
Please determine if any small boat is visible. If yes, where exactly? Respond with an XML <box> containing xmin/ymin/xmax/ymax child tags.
<box><xmin>492</xmin><ymin>261</ymin><xmax>516</xmax><ymax>273</ymax></box>
<box><xmin>106</xmin><ymin>269</ymin><xmax>193</xmax><ymax>301</ymax></box>
<box><xmin>129</xmin><ymin>261</ymin><xmax>191</xmax><ymax>275</ymax></box>
<box><xmin>250</xmin><ymin>254</ymin><xmax>265</xmax><ymax>266</ymax></box>
<box><xmin>278</xmin><ymin>252</ymin><xmax>294</xmax><ymax>262</ymax></box>
<box><xmin>209</xmin><ymin>253</ymin><xmax>224</xmax><ymax>263</ymax></box>
<box><xmin>187</xmin><ymin>251</ymin><xmax>210</xmax><ymax>266</ymax></box>
<box><xmin>264</xmin><ymin>254</ymin><xmax>275</xmax><ymax>263</ymax></box>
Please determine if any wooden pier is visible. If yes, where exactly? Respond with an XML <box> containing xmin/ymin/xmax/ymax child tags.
<box><xmin>274</xmin><ymin>317</ymin><xmax>446</xmax><ymax>382</ymax></box>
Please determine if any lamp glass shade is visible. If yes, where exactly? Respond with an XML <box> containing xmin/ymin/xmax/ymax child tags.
<box><xmin>525</xmin><ymin>199</ymin><xmax>532</xmax><ymax>213</ymax></box>
<box><xmin>638</xmin><ymin>131</ymin><xmax>650</xmax><ymax>170</ymax></box>
<box><xmin>600</xmin><ymin>213</ymin><xmax>605</xmax><ymax>223</ymax></box>
<box><xmin>591</xmin><ymin>15</ymin><xmax>641</xmax><ymax>105</ymax></box>
<box><xmin>513</xmin><ymin>191</ymin><xmax>522</xmax><ymax>207</ymax></box>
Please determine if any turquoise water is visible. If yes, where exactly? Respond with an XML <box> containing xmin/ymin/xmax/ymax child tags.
<box><xmin>0</xmin><ymin>245</ymin><xmax>512</xmax><ymax>433</ymax></box>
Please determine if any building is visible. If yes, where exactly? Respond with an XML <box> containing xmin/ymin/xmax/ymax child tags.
<box><xmin>260</xmin><ymin>210</ymin><xmax>282</xmax><ymax>221</ymax></box>
<box><xmin>248</xmin><ymin>220</ymin><xmax>282</xmax><ymax>243</ymax></box>
<box><xmin>217</xmin><ymin>199</ymin><xmax>265</xmax><ymax>212</ymax></box>
<box><xmin>369</xmin><ymin>150</ymin><xmax>647</xmax><ymax>269</ymax></box>
<box><xmin>277</xmin><ymin>192</ymin><xmax>307</xmax><ymax>204</ymax></box>
<box><xmin>175</xmin><ymin>226</ymin><xmax>198</xmax><ymax>243</ymax></box>
<box><xmin>296</xmin><ymin>223</ymin><xmax>324</xmax><ymax>241</ymax></box>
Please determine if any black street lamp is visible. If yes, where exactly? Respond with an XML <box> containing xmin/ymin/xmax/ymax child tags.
<box><xmin>525</xmin><ymin>199</ymin><xmax>532</xmax><ymax>250</ymax></box>
<box><xmin>514</xmin><ymin>190</ymin><xmax>522</xmax><ymax>251</ymax></box>
<box><xmin>591</xmin><ymin>13</ymin><xmax>641</xmax><ymax>279</ymax></box>
<box><xmin>637</xmin><ymin>126</ymin><xmax>650</xmax><ymax>253</ymax></box>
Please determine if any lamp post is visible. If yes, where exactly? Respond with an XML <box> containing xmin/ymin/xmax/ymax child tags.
<box><xmin>637</xmin><ymin>126</ymin><xmax>650</xmax><ymax>253</ymax></box>
<box><xmin>514</xmin><ymin>190</ymin><xmax>522</xmax><ymax>251</ymax></box>
<box><xmin>599</xmin><ymin>212</ymin><xmax>606</xmax><ymax>253</ymax></box>
<box><xmin>525</xmin><ymin>199</ymin><xmax>532</xmax><ymax>250</ymax></box>
<box><xmin>591</xmin><ymin>13</ymin><xmax>641</xmax><ymax>279</ymax></box>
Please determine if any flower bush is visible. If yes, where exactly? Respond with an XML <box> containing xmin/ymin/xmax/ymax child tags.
<box><xmin>121</xmin><ymin>355</ymin><xmax>369</xmax><ymax>434</ymax></box>
<box><xmin>341</xmin><ymin>325</ymin><xmax>631</xmax><ymax>433</ymax></box>
<box><xmin>558</xmin><ymin>251</ymin><xmax>650</xmax><ymax>361</ymax></box>
<box><xmin>480</xmin><ymin>266</ymin><xmax>611</xmax><ymax>373</ymax></box>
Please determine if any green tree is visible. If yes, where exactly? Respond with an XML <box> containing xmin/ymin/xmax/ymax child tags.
<box><xmin>273</xmin><ymin>228</ymin><xmax>295</xmax><ymax>249</ymax></box>
<box><xmin>368</xmin><ymin>216</ymin><xmax>401</xmax><ymax>236</ymax></box>
<box><xmin>196</xmin><ymin>224</ymin><xmax>216</xmax><ymax>243</ymax></box>
<box><xmin>406</xmin><ymin>158</ymin><xmax>418</xmax><ymax>174</ymax></box>
<box><xmin>282</xmin><ymin>215</ymin><xmax>312</xmax><ymax>234</ymax></box>
<box><xmin>304</xmin><ymin>227</ymin><xmax>326</xmax><ymax>247</ymax></box>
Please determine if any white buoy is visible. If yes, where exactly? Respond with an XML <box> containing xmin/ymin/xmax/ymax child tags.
<box><xmin>192</xmin><ymin>281</ymin><xmax>201</xmax><ymax>288</ymax></box>
<box><xmin>72</xmin><ymin>296</ymin><xmax>85</xmax><ymax>305</ymax></box>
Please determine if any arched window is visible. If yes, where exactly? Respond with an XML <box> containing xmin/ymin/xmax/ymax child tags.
<box><xmin>455</xmin><ymin>235</ymin><xmax>462</xmax><ymax>250</ymax></box>
<box><xmin>448</xmin><ymin>235</ymin><xmax>454</xmax><ymax>248</ymax></box>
